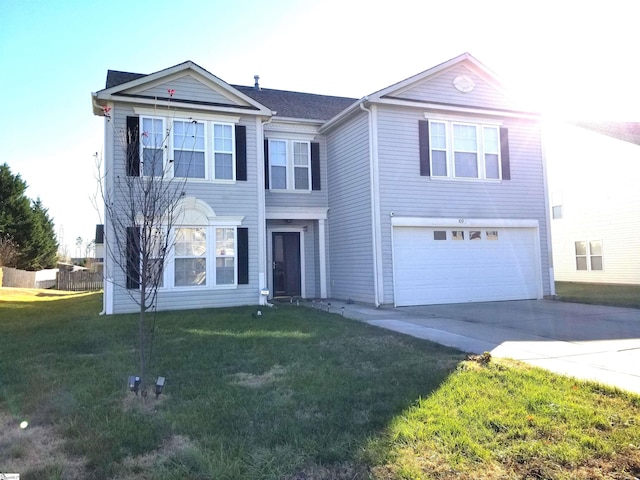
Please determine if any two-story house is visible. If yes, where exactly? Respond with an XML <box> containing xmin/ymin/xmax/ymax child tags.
<box><xmin>546</xmin><ymin>121</ymin><xmax>640</xmax><ymax>285</ymax></box>
<box><xmin>92</xmin><ymin>53</ymin><xmax>553</xmax><ymax>314</ymax></box>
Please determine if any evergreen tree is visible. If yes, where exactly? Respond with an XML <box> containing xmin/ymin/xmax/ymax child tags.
<box><xmin>22</xmin><ymin>198</ymin><xmax>58</xmax><ymax>269</ymax></box>
<box><xmin>0</xmin><ymin>163</ymin><xmax>32</xmax><ymax>254</ymax></box>
<box><xmin>0</xmin><ymin>163</ymin><xmax>58</xmax><ymax>270</ymax></box>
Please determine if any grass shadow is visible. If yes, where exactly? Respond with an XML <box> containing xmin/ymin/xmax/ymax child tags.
<box><xmin>0</xmin><ymin>295</ymin><xmax>464</xmax><ymax>479</ymax></box>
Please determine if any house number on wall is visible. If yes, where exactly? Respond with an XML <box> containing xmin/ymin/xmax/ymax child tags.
<box><xmin>459</xmin><ymin>218</ymin><xmax>465</xmax><ymax>224</ymax></box>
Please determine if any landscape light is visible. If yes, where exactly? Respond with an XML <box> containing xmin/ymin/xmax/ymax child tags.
<box><xmin>155</xmin><ymin>376</ymin><xmax>166</xmax><ymax>398</ymax></box>
<box><xmin>128</xmin><ymin>375</ymin><xmax>141</xmax><ymax>395</ymax></box>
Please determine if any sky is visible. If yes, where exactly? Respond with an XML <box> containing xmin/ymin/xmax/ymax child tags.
<box><xmin>1</xmin><ymin>0</ymin><xmax>638</xmax><ymax>258</ymax></box>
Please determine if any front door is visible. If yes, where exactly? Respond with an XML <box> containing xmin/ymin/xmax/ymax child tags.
<box><xmin>272</xmin><ymin>232</ymin><xmax>301</xmax><ymax>297</ymax></box>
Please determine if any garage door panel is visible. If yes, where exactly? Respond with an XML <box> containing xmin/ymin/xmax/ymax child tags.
<box><xmin>393</xmin><ymin>226</ymin><xmax>539</xmax><ymax>306</ymax></box>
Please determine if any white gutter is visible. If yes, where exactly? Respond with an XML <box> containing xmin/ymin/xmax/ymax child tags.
<box><xmin>539</xmin><ymin>122</ymin><xmax>556</xmax><ymax>296</ymax></box>
<box><xmin>100</xmin><ymin>109</ymin><xmax>114</xmax><ymax>315</ymax></box>
<box><xmin>376</xmin><ymin>97</ymin><xmax>541</xmax><ymax>121</ymax></box>
<box><xmin>360</xmin><ymin>102</ymin><xmax>384</xmax><ymax>307</ymax></box>
<box><xmin>258</xmin><ymin>114</ymin><xmax>275</xmax><ymax>306</ymax></box>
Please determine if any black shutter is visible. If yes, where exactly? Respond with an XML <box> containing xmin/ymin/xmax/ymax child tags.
<box><xmin>263</xmin><ymin>139</ymin><xmax>270</xmax><ymax>189</ymax></box>
<box><xmin>237</xmin><ymin>227</ymin><xmax>249</xmax><ymax>285</ymax></box>
<box><xmin>311</xmin><ymin>142</ymin><xmax>321</xmax><ymax>190</ymax></box>
<box><xmin>500</xmin><ymin>127</ymin><xmax>511</xmax><ymax>180</ymax></box>
<box><xmin>235</xmin><ymin>125</ymin><xmax>247</xmax><ymax>181</ymax></box>
<box><xmin>418</xmin><ymin>120</ymin><xmax>430</xmax><ymax>176</ymax></box>
<box><xmin>126</xmin><ymin>226</ymin><xmax>140</xmax><ymax>289</ymax></box>
<box><xmin>126</xmin><ymin>116</ymin><xmax>140</xmax><ymax>176</ymax></box>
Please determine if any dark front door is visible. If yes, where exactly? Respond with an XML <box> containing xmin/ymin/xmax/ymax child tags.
<box><xmin>272</xmin><ymin>232</ymin><xmax>301</xmax><ymax>297</ymax></box>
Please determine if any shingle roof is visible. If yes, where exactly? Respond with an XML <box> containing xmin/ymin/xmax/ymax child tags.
<box><xmin>232</xmin><ymin>85</ymin><xmax>357</xmax><ymax>121</ymax></box>
<box><xmin>573</xmin><ymin>121</ymin><xmax>640</xmax><ymax>146</ymax></box>
<box><xmin>106</xmin><ymin>70</ymin><xmax>146</xmax><ymax>89</ymax></box>
<box><xmin>103</xmin><ymin>69</ymin><xmax>357</xmax><ymax>121</ymax></box>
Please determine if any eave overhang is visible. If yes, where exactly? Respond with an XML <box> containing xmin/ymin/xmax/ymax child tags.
<box><xmin>91</xmin><ymin>60</ymin><xmax>273</xmax><ymax>117</ymax></box>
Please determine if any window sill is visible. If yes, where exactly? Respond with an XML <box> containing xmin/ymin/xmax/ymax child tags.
<box><xmin>427</xmin><ymin>176</ymin><xmax>503</xmax><ymax>183</ymax></box>
<box><xmin>182</xmin><ymin>178</ymin><xmax>237</xmax><ymax>184</ymax></box>
<box><xmin>267</xmin><ymin>189</ymin><xmax>313</xmax><ymax>194</ymax></box>
<box><xmin>156</xmin><ymin>284</ymin><xmax>238</xmax><ymax>291</ymax></box>
<box><xmin>141</xmin><ymin>176</ymin><xmax>237</xmax><ymax>184</ymax></box>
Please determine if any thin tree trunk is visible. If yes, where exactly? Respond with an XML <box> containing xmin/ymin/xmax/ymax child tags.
<box><xmin>139</xmin><ymin>286</ymin><xmax>146</xmax><ymax>400</ymax></box>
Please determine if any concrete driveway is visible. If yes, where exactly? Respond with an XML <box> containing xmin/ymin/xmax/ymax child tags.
<box><xmin>324</xmin><ymin>299</ymin><xmax>640</xmax><ymax>395</ymax></box>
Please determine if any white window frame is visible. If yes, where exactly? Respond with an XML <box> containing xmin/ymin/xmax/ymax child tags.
<box><xmin>429</xmin><ymin>120</ymin><xmax>502</xmax><ymax>181</ymax></box>
<box><xmin>212</xmin><ymin>123</ymin><xmax>236</xmax><ymax>181</ymax></box>
<box><xmin>215</xmin><ymin>227</ymin><xmax>237</xmax><ymax>285</ymax></box>
<box><xmin>268</xmin><ymin>139</ymin><xmax>312</xmax><ymax>191</ymax></box>
<box><xmin>161</xmin><ymin>225</ymin><xmax>238</xmax><ymax>289</ymax></box>
<box><xmin>139</xmin><ymin>115</ymin><xmax>236</xmax><ymax>182</ymax></box>
<box><xmin>140</xmin><ymin>116</ymin><xmax>167</xmax><ymax>177</ymax></box>
<box><xmin>172</xmin><ymin>119</ymin><xmax>207</xmax><ymax>179</ymax></box>
<box><xmin>173</xmin><ymin>227</ymin><xmax>207</xmax><ymax>288</ymax></box>
<box><xmin>575</xmin><ymin>240</ymin><xmax>604</xmax><ymax>271</ymax></box>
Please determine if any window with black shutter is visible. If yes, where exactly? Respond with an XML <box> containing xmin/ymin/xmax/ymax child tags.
<box><xmin>126</xmin><ymin>116</ymin><xmax>140</xmax><ymax>176</ymax></box>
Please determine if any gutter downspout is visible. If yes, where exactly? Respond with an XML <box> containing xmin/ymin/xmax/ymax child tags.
<box><xmin>258</xmin><ymin>113</ymin><xmax>275</xmax><ymax>306</ymax></box>
<box><xmin>98</xmin><ymin>102</ymin><xmax>114</xmax><ymax>314</ymax></box>
<box><xmin>540</xmin><ymin>122</ymin><xmax>556</xmax><ymax>297</ymax></box>
<box><xmin>360</xmin><ymin>101</ymin><xmax>384</xmax><ymax>307</ymax></box>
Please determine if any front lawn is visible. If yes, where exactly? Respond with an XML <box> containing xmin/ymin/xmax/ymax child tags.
<box><xmin>555</xmin><ymin>282</ymin><xmax>640</xmax><ymax>309</ymax></box>
<box><xmin>1</xmin><ymin>288</ymin><xmax>639</xmax><ymax>479</ymax></box>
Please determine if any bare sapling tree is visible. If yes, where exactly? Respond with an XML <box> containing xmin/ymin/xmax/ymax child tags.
<box><xmin>97</xmin><ymin>92</ymin><xmax>197</xmax><ymax>398</ymax></box>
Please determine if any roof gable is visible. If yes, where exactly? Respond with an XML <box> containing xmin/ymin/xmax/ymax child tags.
<box><xmin>367</xmin><ymin>52</ymin><xmax>520</xmax><ymax>112</ymax></box>
<box><xmin>94</xmin><ymin>61</ymin><xmax>272</xmax><ymax>116</ymax></box>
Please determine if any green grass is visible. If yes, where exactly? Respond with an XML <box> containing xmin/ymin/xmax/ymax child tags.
<box><xmin>555</xmin><ymin>281</ymin><xmax>640</xmax><ymax>309</ymax></box>
<box><xmin>367</xmin><ymin>358</ymin><xmax>640</xmax><ymax>479</ymax></box>
<box><xmin>1</xmin><ymin>288</ymin><xmax>639</xmax><ymax>479</ymax></box>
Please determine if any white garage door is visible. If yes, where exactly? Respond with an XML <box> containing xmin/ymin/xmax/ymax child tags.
<box><xmin>393</xmin><ymin>226</ymin><xmax>540</xmax><ymax>306</ymax></box>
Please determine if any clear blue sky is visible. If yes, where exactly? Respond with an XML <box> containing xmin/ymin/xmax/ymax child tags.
<box><xmin>1</xmin><ymin>0</ymin><xmax>637</xmax><ymax>257</ymax></box>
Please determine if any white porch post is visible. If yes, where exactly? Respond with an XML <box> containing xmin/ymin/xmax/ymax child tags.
<box><xmin>319</xmin><ymin>218</ymin><xmax>327</xmax><ymax>298</ymax></box>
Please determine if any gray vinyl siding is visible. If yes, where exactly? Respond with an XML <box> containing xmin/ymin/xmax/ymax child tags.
<box><xmin>390</xmin><ymin>65</ymin><xmax>514</xmax><ymax>111</ymax></box>
<box><xmin>326</xmin><ymin>111</ymin><xmax>375</xmax><ymax>303</ymax></box>
<box><xmin>108</xmin><ymin>105</ymin><xmax>260</xmax><ymax>313</ymax></box>
<box><xmin>127</xmin><ymin>74</ymin><xmax>242</xmax><ymax>106</ymax></box>
<box><xmin>375</xmin><ymin>105</ymin><xmax>551</xmax><ymax>304</ymax></box>
<box><xmin>265</xmin><ymin>136</ymin><xmax>329</xmax><ymax>209</ymax></box>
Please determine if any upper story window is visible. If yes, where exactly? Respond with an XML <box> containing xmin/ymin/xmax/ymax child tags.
<box><xmin>268</xmin><ymin>139</ymin><xmax>311</xmax><ymax>191</ymax></box>
<box><xmin>214</xmin><ymin>124</ymin><xmax>234</xmax><ymax>180</ymax></box>
<box><xmin>421</xmin><ymin>119</ymin><xmax>508</xmax><ymax>181</ymax></box>
<box><xmin>137</xmin><ymin>116</ymin><xmax>238</xmax><ymax>181</ymax></box>
<box><xmin>141</xmin><ymin>117</ymin><xmax>166</xmax><ymax>177</ymax></box>
<box><xmin>173</xmin><ymin>120</ymin><xmax>206</xmax><ymax>179</ymax></box>
<box><xmin>430</xmin><ymin>121</ymin><xmax>502</xmax><ymax>180</ymax></box>
<box><xmin>551</xmin><ymin>192</ymin><xmax>563</xmax><ymax>219</ymax></box>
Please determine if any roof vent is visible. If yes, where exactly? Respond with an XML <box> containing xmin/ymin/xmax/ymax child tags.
<box><xmin>254</xmin><ymin>75</ymin><xmax>260</xmax><ymax>91</ymax></box>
